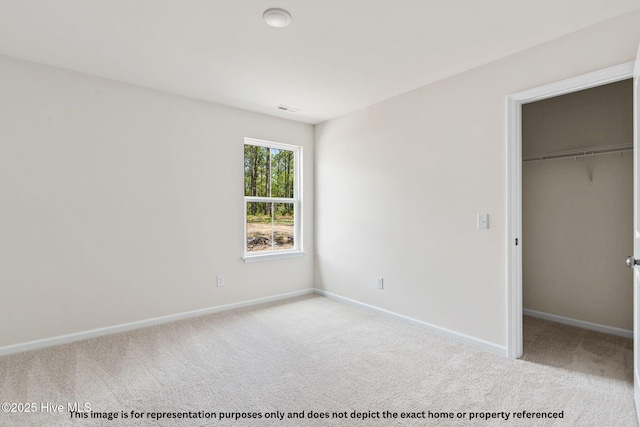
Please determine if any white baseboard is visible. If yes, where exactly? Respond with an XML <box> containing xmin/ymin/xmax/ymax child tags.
<box><xmin>314</xmin><ymin>289</ymin><xmax>507</xmax><ymax>356</ymax></box>
<box><xmin>0</xmin><ymin>287</ymin><xmax>521</xmax><ymax>358</ymax></box>
<box><xmin>523</xmin><ymin>308</ymin><xmax>633</xmax><ymax>339</ymax></box>
<box><xmin>0</xmin><ymin>288</ymin><xmax>315</xmax><ymax>357</ymax></box>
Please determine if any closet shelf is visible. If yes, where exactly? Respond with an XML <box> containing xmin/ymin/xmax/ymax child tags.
<box><xmin>523</xmin><ymin>143</ymin><xmax>633</xmax><ymax>162</ymax></box>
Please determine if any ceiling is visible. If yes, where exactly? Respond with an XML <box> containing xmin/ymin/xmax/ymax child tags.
<box><xmin>1</xmin><ymin>1</ymin><xmax>639</xmax><ymax>124</ymax></box>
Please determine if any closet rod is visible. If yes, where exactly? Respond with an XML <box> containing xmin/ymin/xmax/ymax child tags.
<box><xmin>523</xmin><ymin>143</ymin><xmax>633</xmax><ymax>162</ymax></box>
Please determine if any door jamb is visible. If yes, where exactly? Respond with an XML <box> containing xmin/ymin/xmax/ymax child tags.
<box><xmin>506</xmin><ymin>62</ymin><xmax>634</xmax><ymax>359</ymax></box>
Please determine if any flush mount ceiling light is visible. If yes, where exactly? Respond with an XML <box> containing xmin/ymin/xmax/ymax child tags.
<box><xmin>263</xmin><ymin>8</ymin><xmax>292</xmax><ymax>28</ymax></box>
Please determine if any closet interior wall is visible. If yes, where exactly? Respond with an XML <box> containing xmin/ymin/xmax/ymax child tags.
<box><xmin>522</xmin><ymin>79</ymin><xmax>633</xmax><ymax>331</ymax></box>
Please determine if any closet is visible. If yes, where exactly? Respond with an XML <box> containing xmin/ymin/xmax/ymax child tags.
<box><xmin>522</xmin><ymin>79</ymin><xmax>633</xmax><ymax>338</ymax></box>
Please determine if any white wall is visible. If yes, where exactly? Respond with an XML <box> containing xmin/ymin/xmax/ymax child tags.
<box><xmin>314</xmin><ymin>11</ymin><xmax>640</xmax><ymax>348</ymax></box>
<box><xmin>523</xmin><ymin>154</ymin><xmax>633</xmax><ymax>330</ymax></box>
<box><xmin>0</xmin><ymin>56</ymin><xmax>314</xmax><ymax>348</ymax></box>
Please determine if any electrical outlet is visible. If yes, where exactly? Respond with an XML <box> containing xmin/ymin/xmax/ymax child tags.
<box><xmin>217</xmin><ymin>274</ymin><xmax>225</xmax><ymax>287</ymax></box>
<box><xmin>376</xmin><ymin>277</ymin><xmax>384</xmax><ymax>290</ymax></box>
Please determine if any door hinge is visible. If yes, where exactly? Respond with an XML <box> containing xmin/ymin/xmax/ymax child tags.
<box><xmin>515</xmin><ymin>238</ymin><xmax>519</xmax><ymax>246</ymax></box>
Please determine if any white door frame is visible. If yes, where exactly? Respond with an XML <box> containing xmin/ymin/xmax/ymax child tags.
<box><xmin>506</xmin><ymin>61</ymin><xmax>634</xmax><ymax>359</ymax></box>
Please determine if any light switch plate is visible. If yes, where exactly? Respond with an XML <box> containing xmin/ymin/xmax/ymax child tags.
<box><xmin>477</xmin><ymin>214</ymin><xmax>489</xmax><ymax>229</ymax></box>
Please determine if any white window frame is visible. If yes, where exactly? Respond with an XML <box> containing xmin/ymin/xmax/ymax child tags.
<box><xmin>243</xmin><ymin>137</ymin><xmax>303</xmax><ymax>262</ymax></box>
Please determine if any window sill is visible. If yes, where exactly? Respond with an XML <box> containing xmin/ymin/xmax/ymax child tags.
<box><xmin>243</xmin><ymin>251</ymin><xmax>305</xmax><ymax>263</ymax></box>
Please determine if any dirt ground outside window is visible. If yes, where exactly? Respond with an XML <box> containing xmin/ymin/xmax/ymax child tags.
<box><xmin>246</xmin><ymin>222</ymin><xmax>294</xmax><ymax>252</ymax></box>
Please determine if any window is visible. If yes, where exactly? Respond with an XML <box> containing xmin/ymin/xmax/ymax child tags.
<box><xmin>243</xmin><ymin>138</ymin><xmax>302</xmax><ymax>261</ymax></box>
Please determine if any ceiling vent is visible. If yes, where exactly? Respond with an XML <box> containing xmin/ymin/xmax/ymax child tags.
<box><xmin>274</xmin><ymin>105</ymin><xmax>301</xmax><ymax>113</ymax></box>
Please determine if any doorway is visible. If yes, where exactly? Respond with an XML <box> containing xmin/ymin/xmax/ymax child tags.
<box><xmin>520</xmin><ymin>80</ymin><xmax>633</xmax><ymax>374</ymax></box>
<box><xmin>507</xmin><ymin>62</ymin><xmax>635</xmax><ymax>359</ymax></box>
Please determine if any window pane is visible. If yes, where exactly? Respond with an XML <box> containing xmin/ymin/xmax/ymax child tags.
<box><xmin>246</xmin><ymin>202</ymin><xmax>273</xmax><ymax>252</ymax></box>
<box><xmin>270</xmin><ymin>148</ymin><xmax>295</xmax><ymax>198</ymax></box>
<box><xmin>244</xmin><ymin>145</ymin><xmax>270</xmax><ymax>197</ymax></box>
<box><xmin>246</xmin><ymin>202</ymin><xmax>295</xmax><ymax>252</ymax></box>
<box><xmin>273</xmin><ymin>203</ymin><xmax>294</xmax><ymax>249</ymax></box>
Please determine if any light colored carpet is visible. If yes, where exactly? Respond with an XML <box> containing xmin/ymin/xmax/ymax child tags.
<box><xmin>0</xmin><ymin>294</ymin><xmax>636</xmax><ymax>426</ymax></box>
<box><xmin>522</xmin><ymin>315</ymin><xmax>633</xmax><ymax>383</ymax></box>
